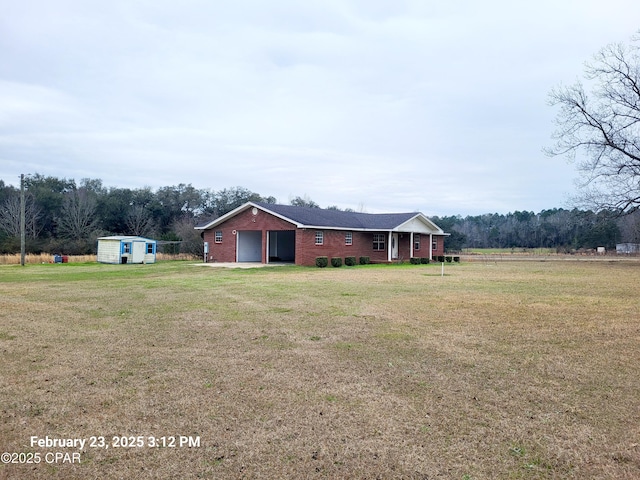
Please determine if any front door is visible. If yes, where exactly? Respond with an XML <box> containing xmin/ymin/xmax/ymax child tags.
<box><xmin>392</xmin><ymin>233</ymin><xmax>399</xmax><ymax>259</ymax></box>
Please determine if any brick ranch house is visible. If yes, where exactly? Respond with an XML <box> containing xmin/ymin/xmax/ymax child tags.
<box><xmin>195</xmin><ymin>202</ymin><xmax>448</xmax><ymax>266</ymax></box>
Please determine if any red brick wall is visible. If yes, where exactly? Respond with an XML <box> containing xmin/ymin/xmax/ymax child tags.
<box><xmin>399</xmin><ymin>234</ymin><xmax>412</xmax><ymax>260</ymax></box>
<box><xmin>431</xmin><ymin>235</ymin><xmax>445</xmax><ymax>257</ymax></box>
<box><xmin>202</xmin><ymin>207</ymin><xmax>296</xmax><ymax>263</ymax></box>
<box><xmin>299</xmin><ymin>231</ymin><xmax>445</xmax><ymax>265</ymax></box>
<box><xmin>295</xmin><ymin>230</ymin><xmax>389</xmax><ymax>266</ymax></box>
<box><xmin>403</xmin><ymin>233</ymin><xmax>442</xmax><ymax>260</ymax></box>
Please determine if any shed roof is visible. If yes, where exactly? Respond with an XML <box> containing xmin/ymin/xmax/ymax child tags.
<box><xmin>98</xmin><ymin>236</ymin><xmax>156</xmax><ymax>242</ymax></box>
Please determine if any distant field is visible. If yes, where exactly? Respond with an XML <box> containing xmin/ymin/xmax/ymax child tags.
<box><xmin>1</xmin><ymin>260</ymin><xmax>639</xmax><ymax>479</ymax></box>
<box><xmin>463</xmin><ymin>248</ymin><xmax>558</xmax><ymax>255</ymax></box>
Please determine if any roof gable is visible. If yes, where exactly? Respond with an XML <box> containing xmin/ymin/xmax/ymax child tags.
<box><xmin>395</xmin><ymin>215</ymin><xmax>445</xmax><ymax>234</ymax></box>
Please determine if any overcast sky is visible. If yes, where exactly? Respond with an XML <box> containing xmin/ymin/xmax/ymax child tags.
<box><xmin>1</xmin><ymin>1</ymin><xmax>639</xmax><ymax>216</ymax></box>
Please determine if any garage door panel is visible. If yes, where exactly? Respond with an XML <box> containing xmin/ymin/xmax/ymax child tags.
<box><xmin>237</xmin><ymin>231</ymin><xmax>262</xmax><ymax>262</ymax></box>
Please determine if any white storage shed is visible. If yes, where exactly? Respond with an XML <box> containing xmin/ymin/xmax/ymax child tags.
<box><xmin>97</xmin><ymin>236</ymin><xmax>157</xmax><ymax>264</ymax></box>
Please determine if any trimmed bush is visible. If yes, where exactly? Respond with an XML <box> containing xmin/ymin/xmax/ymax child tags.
<box><xmin>453</xmin><ymin>256</ymin><xmax>460</xmax><ymax>263</ymax></box>
<box><xmin>446</xmin><ymin>256</ymin><xmax>453</xmax><ymax>263</ymax></box>
<box><xmin>345</xmin><ymin>256</ymin><xmax>357</xmax><ymax>267</ymax></box>
<box><xmin>331</xmin><ymin>257</ymin><xmax>343</xmax><ymax>268</ymax></box>
<box><xmin>315</xmin><ymin>256</ymin><xmax>328</xmax><ymax>268</ymax></box>
<box><xmin>420</xmin><ymin>257</ymin><xmax>430</xmax><ymax>264</ymax></box>
<box><xmin>359</xmin><ymin>256</ymin><xmax>370</xmax><ymax>265</ymax></box>
<box><xmin>437</xmin><ymin>255</ymin><xmax>445</xmax><ymax>263</ymax></box>
<box><xmin>410</xmin><ymin>257</ymin><xmax>421</xmax><ymax>265</ymax></box>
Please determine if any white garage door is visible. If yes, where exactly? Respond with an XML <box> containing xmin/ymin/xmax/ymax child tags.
<box><xmin>237</xmin><ymin>231</ymin><xmax>262</xmax><ymax>262</ymax></box>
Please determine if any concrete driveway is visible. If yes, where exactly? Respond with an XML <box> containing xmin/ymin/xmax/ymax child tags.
<box><xmin>192</xmin><ymin>262</ymin><xmax>294</xmax><ymax>269</ymax></box>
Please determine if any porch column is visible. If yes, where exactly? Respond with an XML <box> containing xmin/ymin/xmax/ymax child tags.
<box><xmin>388</xmin><ymin>231</ymin><xmax>392</xmax><ymax>262</ymax></box>
<box><xmin>410</xmin><ymin>232</ymin><xmax>414</xmax><ymax>258</ymax></box>
<box><xmin>429</xmin><ymin>233</ymin><xmax>433</xmax><ymax>260</ymax></box>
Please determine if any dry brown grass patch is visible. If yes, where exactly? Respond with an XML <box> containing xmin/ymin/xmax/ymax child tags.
<box><xmin>0</xmin><ymin>261</ymin><xmax>639</xmax><ymax>478</ymax></box>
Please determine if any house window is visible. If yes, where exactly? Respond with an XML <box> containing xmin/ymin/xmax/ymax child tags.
<box><xmin>373</xmin><ymin>233</ymin><xmax>385</xmax><ymax>251</ymax></box>
<box><xmin>345</xmin><ymin>232</ymin><xmax>352</xmax><ymax>245</ymax></box>
<box><xmin>432</xmin><ymin>238</ymin><xmax>438</xmax><ymax>251</ymax></box>
<box><xmin>123</xmin><ymin>243</ymin><xmax>131</xmax><ymax>253</ymax></box>
<box><xmin>215</xmin><ymin>231</ymin><xmax>223</xmax><ymax>243</ymax></box>
<box><xmin>414</xmin><ymin>234</ymin><xmax>421</xmax><ymax>251</ymax></box>
<box><xmin>146</xmin><ymin>243</ymin><xmax>154</xmax><ymax>254</ymax></box>
<box><xmin>315</xmin><ymin>231</ymin><xmax>324</xmax><ymax>245</ymax></box>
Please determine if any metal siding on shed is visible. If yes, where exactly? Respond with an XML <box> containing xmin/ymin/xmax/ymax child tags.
<box><xmin>97</xmin><ymin>237</ymin><xmax>157</xmax><ymax>264</ymax></box>
<box><xmin>144</xmin><ymin>242</ymin><xmax>156</xmax><ymax>263</ymax></box>
<box><xmin>97</xmin><ymin>239</ymin><xmax>121</xmax><ymax>264</ymax></box>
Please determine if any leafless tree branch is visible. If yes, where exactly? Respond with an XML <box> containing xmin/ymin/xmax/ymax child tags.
<box><xmin>547</xmin><ymin>34</ymin><xmax>640</xmax><ymax>214</ymax></box>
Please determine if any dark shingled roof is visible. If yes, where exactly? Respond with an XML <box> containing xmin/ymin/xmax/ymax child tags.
<box><xmin>255</xmin><ymin>203</ymin><xmax>419</xmax><ymax>230</ymax></box>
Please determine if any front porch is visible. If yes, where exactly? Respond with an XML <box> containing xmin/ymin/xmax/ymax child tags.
<box><xmin>388</xmin><ymin>231</ymin><xmax>434</xmax><ymax>262</ymax></box>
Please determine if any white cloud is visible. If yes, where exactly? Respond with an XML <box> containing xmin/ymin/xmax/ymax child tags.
<box><xmin>1</xmin><ymin>0</ymin><xmax>640</xmax><ymax>214</ymax></box>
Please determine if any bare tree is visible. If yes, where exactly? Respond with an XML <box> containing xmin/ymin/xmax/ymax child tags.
<box><xmin>125</xmin><ymin>205</ymin><xmax>155</xmax><ymax>237</ymax></box>
<box><xmin>547</xmin><ymin>34</ymin><xmax>640</xmax><ymax>214</ymax></box>
<box><xmin>172</xmin><ymin>215</ymin><xmax>202</xmax><ymax>257</ymax></box>
<box><xmin>57</xmin><ymin>188</ymin><xmax>99</xmax><ymax>239</ymax></box>
<box><xmin>0</xmin><ymin>193</ymin><xmax>42</xmax><ymax>238</ymax></box>
<box><xmin>0</xmin><ymin>195</ymin><xmax>21</xmax><ymax>237</ymax></box>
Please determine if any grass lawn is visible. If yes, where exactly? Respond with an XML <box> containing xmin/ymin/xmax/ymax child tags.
<box><xmin>1</xmin><ymin>260</ymin><xmax>639</xmax><ymax>479</ymax></box>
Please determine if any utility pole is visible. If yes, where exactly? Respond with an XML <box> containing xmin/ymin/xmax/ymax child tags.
<box><xmin>20</xmin><ymin>173</ymin><xmax>26</xmax><ymax>266</ymax></box>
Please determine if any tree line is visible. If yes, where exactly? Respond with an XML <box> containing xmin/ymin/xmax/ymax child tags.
<box><xmin>0</xmin><ymin>175</ymin><xmax>280</xmax><ymax>256</ymax></box>
<box><xmin>432</xmin><ymin>209</ymin><xmax>639</xmax><ymax>252</ymax></box>
<box><xmin>1</xmin><ymin>174</ymin><xmax>638</xmax><ymax>256</ymax></box>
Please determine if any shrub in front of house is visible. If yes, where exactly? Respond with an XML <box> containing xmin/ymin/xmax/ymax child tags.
<box><xmin>420</xmin><ymin>257</ymin><xmax>430</xmax><ymax>264</ymax></box>
<box><xmin>331</xmin><ymin>257</ymin><xmax>343</xmax><ymax>268</ymax></box>
<box><xmin>446</xmin><ymin>256</ymin><xmax>453</xmax><ymax>262</ymax></box>
<box><xmin>345</xmin><ymin>256</ymin><xmax>357</xmax><ymax>266</ymax></box>
<box><xmin>453</xmin><ymin>256</ymin><xmax>460</xmax><ymax>263</ymax></box>
<box><xmin>315</xmin><ymin>256</ymin><xmax>328</xmax><ymax>268</ymax></box>
<box><xmin>410</xmin><ymin>257</ymin><xmax>421</xmax><ymax>265</ymax></box>
<box><xmin>359</xmin><ymin>256</ymin><xmax>370</xmax><ymax>265</ymax></box>
<box><xmin>437</xmin><ymin>255</ymin><xmax>445</xmax><ymax>262</ymax></box>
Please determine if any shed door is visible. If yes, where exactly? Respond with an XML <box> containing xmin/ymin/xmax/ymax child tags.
<box><xmin>132</xmin><ymin>241</ymin><xmax>146</xmax><ymax>263</ymax></box>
